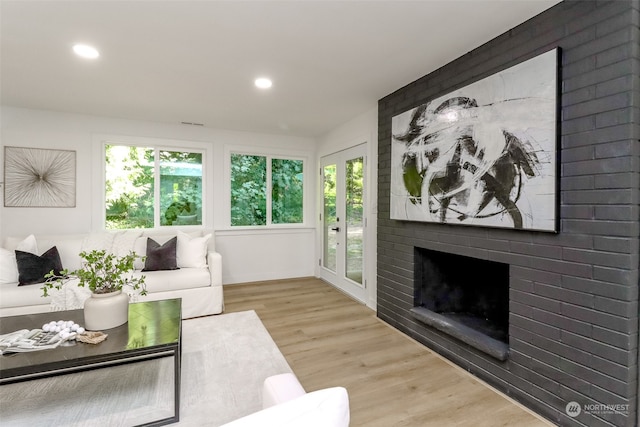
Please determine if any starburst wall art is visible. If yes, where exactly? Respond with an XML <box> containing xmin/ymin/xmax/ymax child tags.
<box><xmin>4</xmin><ymin>146</ymin><xmax>76</xmax><ymax>207</ymax></box>
<box><xmin>390</xmin><ymin>48</ymin><xmax>559</xmax><ymax>232</ymax></box>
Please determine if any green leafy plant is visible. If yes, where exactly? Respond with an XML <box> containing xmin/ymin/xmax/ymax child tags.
<box><xmin>42</xmin><ymin>250</ymin><xmax>147</xmax><ymax>297</ymax></box>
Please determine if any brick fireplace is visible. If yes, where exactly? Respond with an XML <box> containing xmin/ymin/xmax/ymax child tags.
<box><xmin>376</xmin><ymin>2</ymin><xmax>639</xmax><ymax>426</ymax></box>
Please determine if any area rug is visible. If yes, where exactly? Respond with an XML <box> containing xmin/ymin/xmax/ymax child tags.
<box><xmin>0</xmin><ymin>310</ymin><xmax>293</xmax><ymax>426</ymax></box>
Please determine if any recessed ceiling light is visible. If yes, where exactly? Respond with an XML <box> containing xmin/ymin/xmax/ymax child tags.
<box><xmin>73</xmin><ymin>44</ymin><xmax>99</xmax><ymax>59</ymax></box>
<box><xmin>254</xmin><ymin>77</ymin><xmax>273</xmax><ymax>89</ymax></box>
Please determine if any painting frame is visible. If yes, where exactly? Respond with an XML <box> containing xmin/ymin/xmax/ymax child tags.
<box><xmin>4</xmin><ymin>146</ymin><xmax>76</xmax><ymax>208</ymax></box>
<box><xmin>390</xmin><ymin>48</ymin><xmax>560</xmax><ymax>233</ymax></box>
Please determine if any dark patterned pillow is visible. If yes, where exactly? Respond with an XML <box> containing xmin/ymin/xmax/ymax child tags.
<box><xmin>15</xmin><ymin>246</ymin><xmax>64</xmax><ymax>286</ymax></box>
<box><xmin>142</xmin><ymin>237</ymin><xmax>179</xmax><ymax>272</ymax></box>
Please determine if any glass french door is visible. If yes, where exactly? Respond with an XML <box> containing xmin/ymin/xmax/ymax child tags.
<box><xmin>320</xmin><ymin>144</ymin><xmax>366</xmax><ymax>303</ymax></box>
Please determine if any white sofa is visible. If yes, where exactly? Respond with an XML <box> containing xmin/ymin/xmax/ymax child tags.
<box><xmin>222</xmin><ymin>373</ymin><xmax>350</xmax><ymax>427</ymax></box>
<box><xmin>0</xmin><ymin>229</ymin><xmax>223</xmax><ymax>319</ymax></box>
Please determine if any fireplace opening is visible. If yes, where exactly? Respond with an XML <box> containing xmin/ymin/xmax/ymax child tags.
<box><xmin>410</xmin><ymin>247</ymin><xmax>509</xmax><ymax>360</ymax></box>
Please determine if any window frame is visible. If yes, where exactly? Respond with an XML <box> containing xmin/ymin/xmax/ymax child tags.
<box><xmin>93</xmin><ymin>135</ymin><xmax>210</xmax><ymax>231</ymax></box>
<box><xmin>225</xmin><ymin>145</ymin><xmax>310</xmax><ymax>229</ymax></box>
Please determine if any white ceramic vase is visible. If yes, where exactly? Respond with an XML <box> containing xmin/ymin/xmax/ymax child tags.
<box><xmin>83</xmin><ymin>290</ymin><xmax>129</xmax><ymax>331</ymax></box>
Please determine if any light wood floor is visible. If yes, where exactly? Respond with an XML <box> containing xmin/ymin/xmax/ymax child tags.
<box><xmin>224</xmin><ymin>277</ymin><xmax>554</xmax><ymax>427</ymax></box>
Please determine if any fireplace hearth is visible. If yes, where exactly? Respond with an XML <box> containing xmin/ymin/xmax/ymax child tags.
<box><xmin>411</xmin><ymin>248</ymin><xmax>509</xmax><ymax>360</ymax></box>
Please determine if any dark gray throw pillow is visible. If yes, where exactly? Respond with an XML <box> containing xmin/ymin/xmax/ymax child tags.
<box><xmin>16</xmin><ymin>246</ymin><xmax>64</xmax><ymax>286</ymax></box>
<box><xmin>142</xmin><ymin>237</ymin><xmax>179</xmax><ymax>272</ymax></box>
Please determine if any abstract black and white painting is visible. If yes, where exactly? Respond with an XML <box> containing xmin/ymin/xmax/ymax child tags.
<box><xmin>391</xmin><ymin>48</ymin><xmax>558</xmax><ymax>232</ymax></box>
<box><xmin>4</xmin><ymin>146</ymin><xmax>76</xmax><ymax>207</ymax></box>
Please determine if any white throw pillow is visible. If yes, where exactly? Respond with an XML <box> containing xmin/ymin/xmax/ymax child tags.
<box><xmin>220</xmin><ymin>387</ymin><xmax>350</xmax><ymax>427</ymax></box>
<box><xmin>16</xmin><ymin>234</ymin><xmax>38</xmax><ymax>254</ymax></box>
<box><xmin>177</xmin><ymin>230</ymin><xmax>211</xmax><ymax>269</ymax></box>
<box><xmin>0</xmin><ymin>248</ymin><xmax>18</xmax><ymax>284</ymax></box>
<box><xmin>1</xmin><ymin>234</ymin><xmax>38</xmax><ymax>285</ymax></box>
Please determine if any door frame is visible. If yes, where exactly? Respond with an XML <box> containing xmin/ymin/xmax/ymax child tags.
<box><xmin>317</xmin><ymin>143</ymin><xmax>373</xmax><ymax>307</ymax></box>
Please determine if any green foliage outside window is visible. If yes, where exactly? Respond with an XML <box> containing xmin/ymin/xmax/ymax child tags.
<box><xmin>105</xmin><ymin>145</ymin><xmax>203</xmax><ymax>229</ymax></box>
<box><xmin>272</xmin><ymin>159</ymin><xmax>303</xmax><ymax>224</ymax></box>
<box><xmin>323</xmin><ymin>164</ymin><xmax>336</xmax><ymax>222</ymax></box>
<box><xmin>230</xmin><ymin>154</ymin><xmax>304</xmax><ymax>226</ymax></box>
<box><xmin>346</xmin><ymin>157</ymin><xmax>364</xmax><ymax>224</ymax></box>
<box><xmin>159</xmin><ymin>151</ymin><xmax>203</xmax><ymax>226</ymax></box>
<box><xmin>230</xmin><ymin>154</ymin><xmax>267</xmax><ymax>226</ymax></box>
<box><xmin>105</xmin><ymin>145</ymin><xmax>154</xmax><ymax>229</ymax></box>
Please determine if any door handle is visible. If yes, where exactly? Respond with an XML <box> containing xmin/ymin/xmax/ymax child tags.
<box><xmin>331</xmin><ymin>227</ymin><xmax>340</xmax><ymax>232</ymax></box>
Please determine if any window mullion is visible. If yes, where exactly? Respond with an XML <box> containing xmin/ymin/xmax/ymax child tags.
<box><xmin>266</xmin><ymin>155</ymin><xmax>272</xmax><ymax>226</ymax></box>
<box><xmin>154</xmin><ymin>149</ymin><xmax>161</xmax><ymax>227</ymax></box>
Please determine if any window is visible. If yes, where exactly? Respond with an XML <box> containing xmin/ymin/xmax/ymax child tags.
<box><xmin>271</xmin><ymin>158</ymin><xmax>304</xmax><ymax>224</ymax></box>
<box><xmin>230</xmin><ymin>153</ymin><xmax>303</xmax><ymax>226</ymax></box>
<box><xmin>105</xmin><ymin>144</ymin><xmax>203</xmax><ymax>229</ymax></box>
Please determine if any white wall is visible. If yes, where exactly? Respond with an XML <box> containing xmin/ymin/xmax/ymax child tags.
<box><xmin>0</xmin><ymin>106</ymin><xmax>317</xmax><ymax>284</ymax></box>
<box><xmin>315</xmin><ymin>106</ymin><xmax>378</xmax><ymax>309</ymax></box>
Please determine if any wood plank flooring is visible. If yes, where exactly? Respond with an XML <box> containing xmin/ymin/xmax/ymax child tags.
<box><xmin>223</xmin><ymin>277</ymin><xmax>554</xmax><ymax>427</ymax></box>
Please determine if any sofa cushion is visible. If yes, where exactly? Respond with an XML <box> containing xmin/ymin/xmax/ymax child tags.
<box><xmin>24</xmin><ymin>235</ymin><xmax>84</xmax><ymax>272</ymax></box>
<box><xmin>54</xmin><ymin>239</ymin><xmax>85</xmax><ymax>272</ymax></box>
<box><xmin>142</xmin><ymin>237</ymin><xmax>178</xmax><ymax>272</ymax></box>
<box><xmin>177</xmin><ymin>230</ymin><xmax>211</xmax><ymax>269</ymax></box>
<box><xmin>220</xmin><ymin>387</ymin><xmax>350</xmax><ymax>427</ymax></box>
<box><xmin>131</xmin><ymin>268</ymin><xmax>210</xmax><ymax>293</ymax></box>
<box><xmin>16</xmin><ymin>246</ymin><xmax>64</xmax><ymax>286</ymax></box>
<box><xmin>0</xmin><ymin>281</ymin><xmax>52</xmax><ymax>309</ymax></box>
<box><xmin>110</xmin><ymin>230</ymin><xmax>143</xmax><ymax>257</ymax></box>
<box><xmin>81</xmin><ymin>232</ymin><xmax>116</xmax><ymax>253</ymax></box>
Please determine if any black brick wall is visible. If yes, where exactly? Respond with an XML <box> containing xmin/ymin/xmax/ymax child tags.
<box><xmin>376</xmin><ymin>1</ymin><xmax>640</xmax><ymax>426</ymax></box>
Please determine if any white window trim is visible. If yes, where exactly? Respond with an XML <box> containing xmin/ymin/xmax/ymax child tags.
<box><xmin>91</xmin><ymin>134</ymin><xmax>213</xmax><ymax>231</ymax></box>
<box><xmin>223</xmin><ymin>144</ymin><xmax>312</xmax><ymax>230</ymax></box>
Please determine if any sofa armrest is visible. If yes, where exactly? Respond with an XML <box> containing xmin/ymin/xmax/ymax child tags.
<box><xmin>207</xmin><ymin>251</ymin><xmax>222</xmax><ymax>287</ymax></box>
<box><xmin>220</xmin><ymin>387</ymin><xmax>350</xmax><ymax>427</ymax></box>
<box><xmin>263</xmin><ymin>373</ymin><xmax>306</xmax><ymax>409</ymax></box>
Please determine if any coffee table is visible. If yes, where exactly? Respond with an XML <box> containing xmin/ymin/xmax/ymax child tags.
<box><xmin>0</xmin><ymin>298</ymin><xmax>182</xmax><ymax>426</ymax></box>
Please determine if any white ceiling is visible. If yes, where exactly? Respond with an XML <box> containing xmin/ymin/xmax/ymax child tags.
<box><xmin>1</xmin><ymin>0</ymin><xmax>560</xmax><ymax>138</ymax></box>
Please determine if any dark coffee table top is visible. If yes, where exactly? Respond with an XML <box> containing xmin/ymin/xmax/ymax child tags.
<box><xmin>0</xmin><ymin>298</ymin><xmax>182</xmax><ymax>383</ymax></box>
